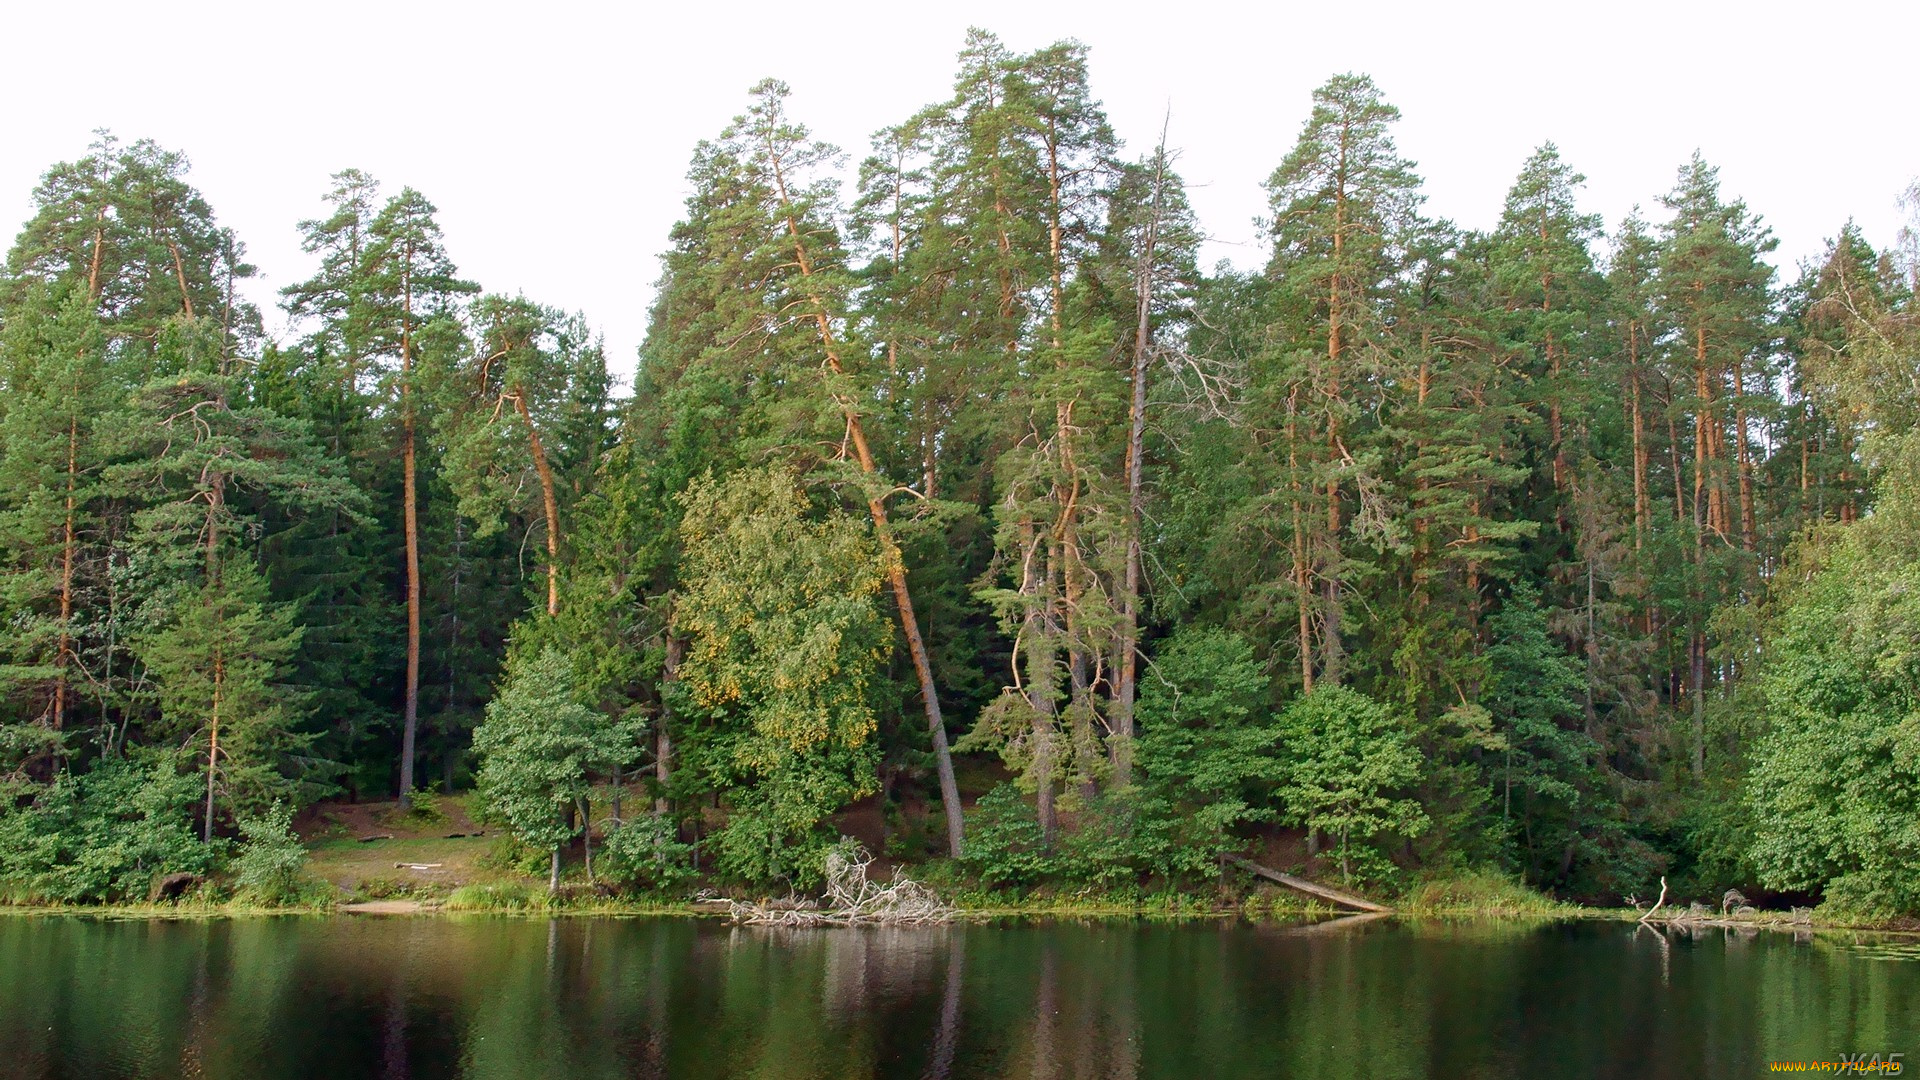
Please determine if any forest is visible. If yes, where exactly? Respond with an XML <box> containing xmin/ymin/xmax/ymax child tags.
<box><xmin>1</xmin><ymin>31</ymin><xmax>1916</xmax><ymax>917</ymax></box>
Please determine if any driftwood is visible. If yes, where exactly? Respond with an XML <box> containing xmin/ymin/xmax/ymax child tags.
<box><xmin>728</xmin><ymin>844</ymin><xmax>954</xmax><ymax>927</ymax></box>
<box><xmin>394</xmin><ymin>863</ymin><xmax>444</xmax><ymax>871</ymax></box>
<box><xmin>1224</xmin><ymin>855</ymin><xmax>1392</xmax><ymax>913</ymax></box>
<box><xmin>1638</xmin><ymin>876</ymin><xmax>1669</xmax><ymax>924</ymax></box>
<box><xmin>1637</xmin><ymin>877</ymin><xmax>1775</xmax><ymax>930</ymax></box>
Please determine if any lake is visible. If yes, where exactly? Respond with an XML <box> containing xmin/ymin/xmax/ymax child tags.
<box><xmin>0</xmin><ymin>914</ymin><xmax>1913</xmax><ymax>1078</ymax></box>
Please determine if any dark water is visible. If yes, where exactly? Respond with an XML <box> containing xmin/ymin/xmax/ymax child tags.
<box><xmin>0</xmin><ymin>915</ymin><xmax>1915</xmax><ymax>1079</ymax></box>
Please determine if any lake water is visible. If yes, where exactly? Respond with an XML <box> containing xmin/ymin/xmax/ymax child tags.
<box><xmin>0</xmin><ymin>914</ymin><xmax>1914</xmax><ymax>1078</ymax></box>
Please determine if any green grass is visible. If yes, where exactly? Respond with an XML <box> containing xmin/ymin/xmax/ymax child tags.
<box><xmin>1397</xmin><ymin>871</ymin><xmax>1577</xmax><ymax>917</ymax></box>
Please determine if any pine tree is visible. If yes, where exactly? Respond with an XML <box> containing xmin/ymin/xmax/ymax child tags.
<box><xmin>1262</xmin><ymin>72</ymin><xmax>1424</xmax><ymax>688</ymax></box>
<box><xmin>5</xmin><ymin>135</ymin><xmax>254</xmax><ymax>366</ymax></box>
<box><xmin>0</xmin><ymin>284</ymin><xmax>111</xmax><ymax>752</ymax></box>
<box><xmin>362</xmin><ymin>189</ymin><xmax>477</xmax><ymax>806</ymax></box>
<box><xmin>101</xmin><ymin>315</ymin><xmax>359</xmax><ymax>837</ymax></box>
<box><xmin>1655</xmin><ymin>154</ymin><xmax>1778</xmax><ymax>776</ymax></box>
<box><xmin>439</xmin><ymin>295</ymin><xmax>607</xmax><ymax>618</ymax></box>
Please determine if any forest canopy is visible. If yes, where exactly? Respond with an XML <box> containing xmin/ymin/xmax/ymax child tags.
<box><xmin>2</xmin><ymin>33</ymin><xmax>1917</xmax><ymax>915</ymax></box>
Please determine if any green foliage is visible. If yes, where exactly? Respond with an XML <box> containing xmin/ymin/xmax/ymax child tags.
<box><xmin>1400</xmin><ymin>870</ymin><xmax>1570</xmax><ymax>916</ymax></box>
<box><xmin>445</xmin><ymin>881</ymin><xmax>542</xmax><ymax>911</ymax></box>
<box><xmin>0</xmin><ymin>44</ymin><xmax>1913</xmax><ymax>915</ymax></box>
<box><xmin>135</xmin><ymin>561</ymin><xmax>313</xmax><ymax>832</ymax></box>
<box><xmin>1275</xmin><ymin>686</ymin><xmax>1427</xmax><ymax>884</ymax></box>
<box><xmin>231</xmin><ymin>801</ymin><xmax>320</xmax><ymax>905</ymax></box>
<box><xmin>472</xmin><ymin>647</ymin><xmax>639</xmax><ymax>876</ymax></box>
<box><xmin>0</xmin><ymin>755</ymin><xmax>217</xmax><ymax>904</ymax></box>
<box><xmin>598</xmin><ymin>814</ymin><xmax>695</xmax><ymax>893</ymax></box>
<box><xmin>1481</xmin><ymin>583</ymin><xmax>1618</xmax><ymax>889</ymax></box>
<box><xmin>1746</xmin><ymin>523</ymin><xmax>1920</xmax><ymax>917</ymax></box>
<box><xmin>957</xmin><ymin>783</ymin><xmax>1052</xmax><ymax>889</ymax></box>
<box><xmin>1135</xmin><ymin>629</ymin><xmax>1281</xmax><ymax>869</ymax></box>
<box><xmin>677</xmin><ymin>466</ymin><xmax>887</xmax><ymax>885</ymax></box>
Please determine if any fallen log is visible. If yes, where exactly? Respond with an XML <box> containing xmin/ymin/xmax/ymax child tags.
<box><xmin>1224</xmin><ymin>855</ymin><xmax>1392</xmax><ymax>913</ymax></box>
<box><xmin>394</xmin><ymin>863</ymin><xmax>444</xmax><ymax>871</ymax></box>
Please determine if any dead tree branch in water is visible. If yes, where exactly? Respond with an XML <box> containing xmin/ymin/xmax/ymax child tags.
<box><xmin>729</xmin><ymin>844</ymin><xmax>955</xmax><ymax>927</ymax></box>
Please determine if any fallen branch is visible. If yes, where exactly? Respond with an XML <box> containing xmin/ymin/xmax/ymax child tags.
<box><xmin>1638</xmin><ymin>877</ymin><xmax>1668</xmax><ymax>925</ymax></box>
<box><xmin>728</xmin><ymin>844</ymin><xmax>955</xmax><ymax>927</ymax></box>
<box><xmin>1224</xmin><ymin>855</ymin><xmax>1392</xmax><ymax>913</ymax></box>
<box><xmin>394</xmin><ymin>863</ymin><xmax>444</xmax><ymax>871</ymax></box>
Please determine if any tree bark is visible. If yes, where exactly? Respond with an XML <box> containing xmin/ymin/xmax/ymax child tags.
<box><xmin>511</xmin><ymin>391</ymin><xmax>563</xmax><ymax>616</ymax></box>
<box><xmin>1113</xmin><ymin>133</ymin><xmax>1171</xmax><ymax>785</ymax></box>
<box><xmin>1629</xmin><ymin>327</ymin><xmax>1648</xmax><ymax>551</ymax></box>
<box><xmin>54</xmin><ymin>415</ymin><xmax>79</xmax><ymax>733</ymax></box>
<box><xmin>169</xmin><ymin>241</ymin><xmax>194</xmax><ymax>317</ymax></box>
<box><xmin>1019</xmin><ymin>521</ymin><xmax>1058</xmax><ymax>846</ymax></box>
<box><xmin>204</xmin><ymin>648</ymin><xmax>223</xmax><ymax>843</ymax></box>
<box><xmin>1731</xmin><ymin>356</ymin><xmax>1757</xmax><ymax>552</ymax></box>
<box><xmin>1320</xmin><ymin>134</ymin><xmax>1348</xmax><ymax>687</ymax></box>
<box><xmin>655</xmin><ymin>633</ymin><xmax>682</xmax><ymax>816</ymax></box>
<box><xmin>765</xmin><ymin>143</ymin><xmax>964</xmax><ymax>857</ymax></box>
<box><xmin>398</xmin><ymin>254</ymin><xmax>421</xmax><ymax>810</ymax></box>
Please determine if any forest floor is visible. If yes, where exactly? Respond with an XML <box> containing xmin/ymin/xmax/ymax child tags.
<box><xmin>300</xmin><ymin>795</ymin><xmax>502</xmax><ymax>899</ymax></box>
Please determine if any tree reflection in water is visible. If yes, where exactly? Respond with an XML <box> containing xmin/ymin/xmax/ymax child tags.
<box><xmin>0</xmin><ymin>916</ymin><xmax>1915</xmax><ymax>1078</ymax></box>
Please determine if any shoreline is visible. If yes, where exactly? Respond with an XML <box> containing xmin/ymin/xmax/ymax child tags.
<box><xmin>3</xmin><ymin>899</ymin><xmax>1913</xmax><ymax>935</ymax></box>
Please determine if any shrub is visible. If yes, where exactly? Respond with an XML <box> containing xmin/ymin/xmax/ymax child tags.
<box><xmin>958</xmin><ymin>784</ymin><xmax>1052</xmax><ymax>888</ymax></box>
<box><xmin>0</xmin><ymin>754</ymin><xmax>218</xmax><ymax>904</ymax></box>
<box><xmin>231</xmin><ymin>802</ymin><xmax>320</xmax><ymax>905</ymax></box>
<box><xmin>598</xmin><ymin>814</ymin><xmax>695</xmax><ymax>893</ymax></box>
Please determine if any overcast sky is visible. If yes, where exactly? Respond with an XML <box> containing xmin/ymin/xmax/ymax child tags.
<box><xmin>6</xmin><ymin>0</ymin><xmax>1916</xmax><ymax>386</ymax></box>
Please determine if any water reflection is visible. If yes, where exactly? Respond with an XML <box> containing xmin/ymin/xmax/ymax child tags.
<box><xmin>0</xmin><ymin>915</ymin><xmax>1914</xmax><ymax>1079</ymax></box>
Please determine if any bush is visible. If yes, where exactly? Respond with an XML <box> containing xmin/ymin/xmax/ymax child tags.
<box><xmin>0</xmin><ymin>754</ymin><xmax>219</xmax><ymax>904</ymax></box>
<box><xmin>958</xmin><ymin>784</ymin><xmax>1052</xmax><ymax>888</ymax></box>
<box><xmin>478</xmin><ymin>834</ymin><xmax>552</xmax><ymax>877</ymax></box>
<box><xmin>598</xmin><ymin>814</ymin><xmax>695</xmax><ymax>893</ymax></box>
<box><xmin>231</xmin><ymin>802</ymin><xmax>320</xmax><ymax>905</ymax></box>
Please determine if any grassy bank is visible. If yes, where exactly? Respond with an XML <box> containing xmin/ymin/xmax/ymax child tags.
<box><xmin>4</xmin><ymin>794</ymin><xmax>1909</xmax><ymax>930</ymax></box>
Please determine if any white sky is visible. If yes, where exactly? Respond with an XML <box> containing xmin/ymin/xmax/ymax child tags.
<box><xmin>5</xmin><ymin>0</ymin><xmax>1916</xmax><ymax>387</ymax></box>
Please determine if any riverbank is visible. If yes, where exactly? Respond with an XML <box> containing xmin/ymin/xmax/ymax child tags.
<box><xmin>4</xmin><ymin>797</ymin><xmax>1910</xmax><ymax>931</ymax></box>
<box><xmin>7</xmin><ymin>885</ymin><xmax>1913</xmax><ymax>934</ymax></box>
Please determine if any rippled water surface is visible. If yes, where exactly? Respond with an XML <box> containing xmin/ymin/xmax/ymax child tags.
<box><xmin>0</xmin><ymin>915</ymin><xmax>1915</xmax><ymax>1078</ymax></box>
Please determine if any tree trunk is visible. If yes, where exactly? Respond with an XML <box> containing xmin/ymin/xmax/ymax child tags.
<box><xmin>512</xmin><ymin>391</ymin><xmax>563</xmax><ymax>616</ymax></box>
<box><xmin>1730</xmin><ymin>357</ymin><xmax>1757</xmax><ymax>553</ymax></box>
<box><xmin>1321</xmin><ymin>152</ymin><xmax>1347</xmax><ymax>688</ymax></box>
<box><xmin>399</xmin><ymin>257</ymin><xmax>422</xmax><ymax>810</ymax></box>
<box><xmin>1112</xmin><ymin>138</ymin><xmax>1168</xmax><ymax>787</ymax></box>
<box><xmin>87</xmin><ymin>208</ymin><xmax>106</xmax><ymax>299</ymax></box>
<box><xmin>1019</xmin><ymin>521</ymin><xmax>1058</xmax><ymax>846</ymax></box>
<box><xmin>53</xmin><ymin>415</ymin><xmax>79</xmax><ymax>733</ymax></box>
<box><xmin>580</xmin><ymin>797</ymin><xmax>593</xmax><ymax>883</ymax></box>
<box><xmin>1629</xmin><ymin>327</ymin><xmax>1648</xmax><ymax>551</ymax></box>
<box><xmin>168</xmin><ymin>241</ymin><xmax>194</xmax><ymax>317</ymax></box>
<box><xmin>549</xmin><ymin>847</ymin><xmax>561</xmax><ymax>892</ymax></box>
<box><xmin>1289</xmin><ymin>396</ymin><xmax>1314</xmax><ymax>692</ymax></box>
<box><xmin>204</xmin><ymin>648</ymin><xmax>223</xmax><ymax>843</ymax></box>
<box><xmin>656</xmin><ymin>633</ymin><xmax>682</xmax><ymax>816</ymax></box>
<box><xmin>766</xmin><ymin>148</ymin><xmax>965</xmax><ymax>858</ymax></box>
